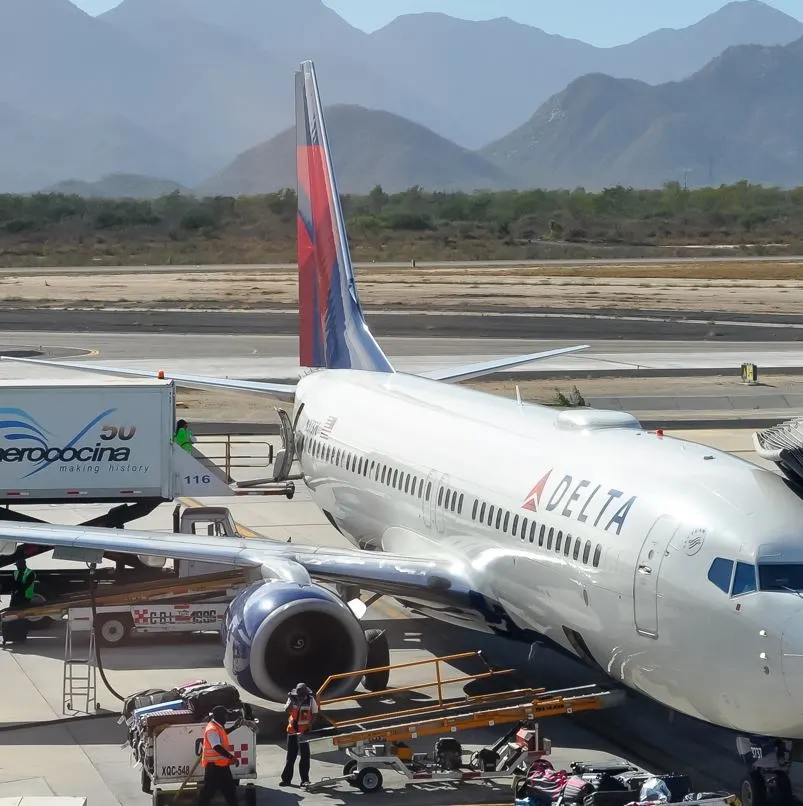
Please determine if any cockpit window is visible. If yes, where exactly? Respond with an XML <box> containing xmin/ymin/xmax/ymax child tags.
<box><xmin>707</xmin><ymin>558</ymin><xmax>733</xmax><ymax>593</ymax></box>
<box><xmin>758</xmin><ymin>564</ymin><xmax>803</xmax><ymax>592</ymax></box>
<box><xmin>731</xmin><ymin>562</ymin><xmax>757</xmax><ymax>596</ymax></box>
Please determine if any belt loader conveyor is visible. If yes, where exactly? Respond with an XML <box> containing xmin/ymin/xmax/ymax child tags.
<box><xmin>305</xmin><ymin>683</ymin><xmax>626</xmax><ymax>793</ymax></box>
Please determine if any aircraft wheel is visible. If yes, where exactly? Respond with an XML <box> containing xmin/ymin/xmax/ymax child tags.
<box><xmin>740</xmin><ymin>771</ymin><xmax>767</xmax><ymax>806</ymax></box>
<box><xmin>343</xmin><ymin>760</ymin><xmax>359</xmax><ymax>787</ymax></box>
<box><xmin>362</xmin><ymin>629</ymin><xmax>390</xmax><ymax>691</ymax></box>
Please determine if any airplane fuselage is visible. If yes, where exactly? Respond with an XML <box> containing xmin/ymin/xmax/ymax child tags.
<box><xmin>294</xmin><ymin>368</ymin><xmax>803</xmax><ymax>740</ymax></box>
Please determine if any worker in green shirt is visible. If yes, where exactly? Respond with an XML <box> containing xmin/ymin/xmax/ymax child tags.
<box><xmin>3</xmin><ymin>557</ymin><xmax>36</xmax><ymax>645</ymax></box>
<box><xmin>175</xmin><ymin>419</ymin><xmax>194</xmax><ymax>452</ymax></box>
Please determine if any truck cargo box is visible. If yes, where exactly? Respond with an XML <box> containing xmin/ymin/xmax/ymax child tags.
<box><xmin>0</xmin><ymin>378</ymin><xmax>174</xmax><ymax>503</ymax></box>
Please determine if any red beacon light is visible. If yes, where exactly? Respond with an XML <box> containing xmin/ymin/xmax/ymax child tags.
<box><xmin>157</xmin><ymin>370</ymin><xmax>165</xmax><ymax>379</ymax></box>
<box><xmin>656</xmin><ymin>429</ymin><xmax>664</xmax><ymax>437</ymax></box>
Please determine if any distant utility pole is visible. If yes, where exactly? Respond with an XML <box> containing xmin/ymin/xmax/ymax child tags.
<box><xmin>682</xmin><ymin>168</ymin><xmax>692</xmax><ymax>190</ymax></box>
<box><xmin>707</xmin><ymin>155</ymin><xmax>714</xmax><ymax>186</ymax></box>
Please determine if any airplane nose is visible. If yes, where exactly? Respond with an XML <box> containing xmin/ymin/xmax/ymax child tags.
<box><xmin>781</xmin><ymin>612</ymin><xmax>803</xmax><ymax>709</ymax></box>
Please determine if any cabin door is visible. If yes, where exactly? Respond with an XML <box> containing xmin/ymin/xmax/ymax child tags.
<box><xmin>633</xmin><ymin>515</ymin><xmax>679</xmax><ymax>638</ymax></box>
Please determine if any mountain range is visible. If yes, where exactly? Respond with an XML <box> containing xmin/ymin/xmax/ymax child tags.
<box><xmin>0</xmin><ymin>0</ymin><xmax>802</xmax><ymax>194</ymax></box>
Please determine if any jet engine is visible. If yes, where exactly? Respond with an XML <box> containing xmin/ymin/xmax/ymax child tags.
<box><xmin>221</xmin><ymin>580</ymin><xmax>369</xmax><ymax>703</ymax></box>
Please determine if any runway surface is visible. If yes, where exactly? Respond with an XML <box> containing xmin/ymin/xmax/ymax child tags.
<box><xmin>0</xmin><ymin>332</ymin><xmax>800</xmax><ymax>380</ymax></box>
<box><xmin>2</xmin><ymin>254</ymin><xmax>802</xmax><ymax>276</ymax></box>
<box><xmin>3</xmin><ymin>307</ymin><xmax>803</xmax><ymax>340</ymax></box>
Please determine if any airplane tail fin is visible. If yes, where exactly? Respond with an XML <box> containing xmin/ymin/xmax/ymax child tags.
<box><xmin>296</xmin><ymin>61</ymin><xmax>393</xmax><ymax>374</ymax></box>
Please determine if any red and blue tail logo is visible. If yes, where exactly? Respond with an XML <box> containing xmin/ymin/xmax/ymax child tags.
<box><xmin>295</xmin><ymin>61</ymin><xmax>393</xmax><ymax>374</ymax></box>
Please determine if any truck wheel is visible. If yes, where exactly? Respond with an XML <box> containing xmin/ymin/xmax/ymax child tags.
<box><xmin>362</xmin><ymin>629</ymin><xmax>390</xmax><ymax>692</ymax></box>
<box><xmin>26</xmin><ymin>593</ymin><xmax>53</xmax><ymax>630</ymax></box>
<box><xmin>740</xmin><ymin>772</ymin><xmax>767</xmax><ymax>806</ymax></box>
<box><xmin>355</xmin><ymin>767</ymin><xmax>383</xmax><ymax>794</ymax></box>
<box><xmin>97</xmin><ymin>614</ymin><xmax>133</xmax><ymax>647</ymax></box>
<box><xmin>243</xmin><ymin>785</ymin><xmax>257</xmax><ymax>806</ymax></box>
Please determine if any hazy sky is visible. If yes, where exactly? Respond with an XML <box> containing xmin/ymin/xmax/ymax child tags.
<box><xmin>70</xmin><ymin>0</ymin><xmax>803</xmax><ymax>47</ymax></box>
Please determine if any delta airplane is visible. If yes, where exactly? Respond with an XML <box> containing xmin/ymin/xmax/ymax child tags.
<box><xmin>4</xmin><ymin>61</ymin><xmax>803</xmax><ymax>805</ymax></box>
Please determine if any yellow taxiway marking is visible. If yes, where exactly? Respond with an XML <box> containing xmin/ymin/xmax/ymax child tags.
<box><xmin>178</xmin><ymin>496</ymin><xmax>406</xmax><ymax>620</ymax></box>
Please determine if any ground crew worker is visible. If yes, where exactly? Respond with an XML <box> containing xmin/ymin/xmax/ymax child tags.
<box><xmin>11</xmin><ymin>557</ymin><xmax>35</xmax><ymax>607</ymax></box>
<box><xmin>280</xmin><ymin>682</ymin><xmax>319</xmax><ymax>787</ymax></box>
<box><xmin>3</xmin><ymin>557</ymin><xmax>36</xmax><ymax>645</ymax></box>
<box><xmin>175</xmin><ymin>419</ymin><xmax>193</xmax><ymax>453</ymax></box>
<box><xmin>197</xmin><ymin>706</ymin><xmax>239</xmax><ymax>806</ymax></box>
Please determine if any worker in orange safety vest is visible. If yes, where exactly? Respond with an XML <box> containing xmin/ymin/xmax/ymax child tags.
<box><xmin>197</xmin><ymin>706</ymin><xmax>239</xmax><ymax>806</ymax></box>
<box><xmin>279</xmin><ymin>683</ymin><xmax>319</xmax><ymax>787</ymax></box>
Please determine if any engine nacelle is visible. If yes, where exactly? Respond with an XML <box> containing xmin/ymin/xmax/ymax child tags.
<box><xmin>221</xmin><ymin>580</ymin><xmax>369</xmax><ymax>703</ymax></box>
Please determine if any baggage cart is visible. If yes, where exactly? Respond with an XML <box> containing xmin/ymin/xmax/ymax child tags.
<box><xmin>142</xmin><ymin>718</ymin><xmax>258</xmax><ymax>806</ymax></box>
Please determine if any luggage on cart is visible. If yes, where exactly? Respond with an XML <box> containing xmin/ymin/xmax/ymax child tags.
<box><xmin>183</xmin><ymin>683</ymin><xmax>242</xmax><ymax>718</ymax></box>
<box><xmin>563</xmin><ymin>775</ymin><xmax>595</xmax><ymax>804</ymax></box>
<box><xmin>176</xmin><ymin>680</ymin><xmax>209</xmax><ymax>698</ymax></box>
<box><xmin>124</xmin><ymin>688</ymin><xmax>180</xmax><ymax>720</ymax></box>
<box><xmin>140</xmin><ymin>709</ymin><xmax>197</xmax><ymax>730</ymax></box>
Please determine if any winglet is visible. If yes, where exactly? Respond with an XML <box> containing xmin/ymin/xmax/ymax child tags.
<box><xmin>295</xmin><ymin>60</ymin><xmax>393</xmax><ymax>374</ymax></box>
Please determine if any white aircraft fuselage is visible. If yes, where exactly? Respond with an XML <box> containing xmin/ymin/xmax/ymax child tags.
<box><xmin>295</xmin><ymin>368</ymin><xmax>803</xmax><ymax>740</ymax></box>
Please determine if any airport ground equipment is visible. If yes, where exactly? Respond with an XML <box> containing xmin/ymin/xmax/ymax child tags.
<box><xmin>0</xmin><ymin>381</ymin><xmax>296</xmax><ymax>572</ymax></box>
<box><xmin>306</xmin><ymin>650</ymin><xmax>625</xmax><ymax>794</ymax></box>
<box><xmin>128</xmin><ymin>680</ymin><xmax>258</xmax><ymax>806</ymax></box>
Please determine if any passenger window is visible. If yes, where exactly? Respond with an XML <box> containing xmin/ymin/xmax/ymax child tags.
<box><xmin>404</xmin><ymin>475</ymin><xmax>410</xmax><ymax>493</ymax></box>
<box><xmin>592</xmin><ymin>544</ymin><xmax>601</xmax><ymax>568</ymax></box>
<box><xmin>583</xmin><ymin>540</ymin><xmax>591</xmax><ymax>564</ymax></box>
<box><xmin>393</xmin><ymin>469</ymin><xmax>398</xmax><ymax>487</ymax></box>
<box><xmin>547</xmin><ymin>528</ymin><xmax>554</xmax><ymax>550</ymax></box>
<box><xmin>503</xmin><ymin>512</ymin><xmax>510</xmax><ymax>532</ymax></box>
<box><xmin>555</xmin><ymin>531</ymin><xmax>562</xmax><ymax>553</ymax></box>
<box><xmin>564</xmin><ymin>536</ymin><xmax>571</xmax><ymax>557</ymax></box>
<box><xmin>444</xmin><ymin>490</ymin><xmax>450</xmax><ymax>508</ymax></box>
<box><xmin>450</xmin><ymin>494</ymin><xmax>456</xmax><ymax>513</ymax></box>
<box><xmin>381</xmin><ymin>466</ymin><xmax>387</xmax><ymax>483</ymax></box>
<box><xmin>512</xmin><ymin>515</ymin><xmax>519</xmax><ymax>536</ymax></box>
<box><xmin>707</xmin><ymin>558</ymin><xmax>734</xmax><ymax>593</ymax></box>
<box><xmin>495</xmin><ymin>509</ymin><xmax>502</xmax><ymax>530</ymax></box>
<box><xmin>426</xmin><ymin>482</ymin><xmax>432</xmax><ymax>501</ymax></box>
<box><xmin>521</xmin><ymin>517</ymin><xmax>528</xmax><ymax>541</ymax></box>
<box><xmin>472</xmin><ymin>500</ymin><xmax>478</xmax><ymax>520</ymax></box>
<box><xmin>438</xmin><ymin>487</ymin><xmax>444</xmax><ymax>506</ymax></box>
<box><xmin>538</xmin><ymin>524</ymin><xmax>545</xmax><ymax>547</ymax></box>
<box><xmin>457</xmin><ymin>494</ymin><xmax>463</xmax><ymax>514</ymax></box>
<box><xmin>732</xmin><ymin>562</ymin><xmax>757</xmax><ymax>596</ymax></box>
<box><xmin>487</xmin><ymin>506</ymin><xmax>494</xmax><ymax>526</ymax></box>
<box><xmin>573</xmin><ymin>540</ymin><xmax>581</xmax><ymax>561</ymax></box>
<box><xmin>370</xmin><ymin>460</ymin><xmax>375</xmax><ymax>475</ymax></box>
<box><xmin>418</xmin><ymin>479</ymin><xmax>423</xmax><ymax>497</ymax></box>
<box><xmin>480</xmin><ymin>502</ymin><xmax>486</xmax><ymax>521</ymax></box>
<box><xmin>347</xmin><ymin>454</ymin><xmax>352</xmax><ymax>471</ymax></box>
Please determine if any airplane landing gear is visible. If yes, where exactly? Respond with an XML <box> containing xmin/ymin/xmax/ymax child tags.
<box><xmin>736</xmin><ymin>737</ymin><xmax>795</xmax><ymax>806</ymax></box>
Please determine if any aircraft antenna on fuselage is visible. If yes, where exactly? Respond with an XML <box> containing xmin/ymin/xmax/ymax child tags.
<box><xmin>295</xmin><ymin>61</ymin><xmax>394</xmax><ymax>375</ymax></box>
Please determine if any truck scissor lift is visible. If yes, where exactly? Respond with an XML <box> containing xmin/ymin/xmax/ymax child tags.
<box><xmin>305</xmin><ymin>651</ymin><xmax>626</xmax><ymax>794</ymax></box>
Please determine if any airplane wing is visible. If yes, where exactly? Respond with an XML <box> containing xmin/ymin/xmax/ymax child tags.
<box><xmin>0</xmin><ymin>521</ymin><xmax>479</xmax><ymax>611</ymax></box>
<box><xmin>420</xmin><ymin>344</ymin><xmax>589</xmax><ymax>383</ymax></box>
<box><xmin>0</xmin><ymin>357</ymin><xmax>297</xmax><ymax>403</ymax></box>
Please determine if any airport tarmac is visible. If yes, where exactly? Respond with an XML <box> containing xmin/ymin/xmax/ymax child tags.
<box><xmin>0</xmin><ymin>332</ymin><xmax>800</xmax><ymax>379</ymax></box>
<box><xmin>0</xmin><ymin>428</ymin><xmax>789</xmax><ymax>805</ymax></box>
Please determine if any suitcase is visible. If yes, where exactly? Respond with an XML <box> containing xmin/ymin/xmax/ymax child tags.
<box><xmin>176</xmin><ymin>679</ymin><xmax>208</xmax><ymax>696</ymax></box>
<box><xmin>140</xmin><ymin>709</ymin><xmax>197</xmax><ymax>730</ymax></box>
<box><xmin>184</xmin><ymin>683</ymin><xmax>242</xmax><ymax>717</ymax></box>
<box><xmin>124</xmin><ymin>688</ymin><xmax>179</xmax><ymax>720</ymax></box>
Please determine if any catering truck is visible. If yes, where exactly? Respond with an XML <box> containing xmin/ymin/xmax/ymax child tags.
<box><xmin>0</xmin><ymin>378</ymin><xmax>296</xmax><ymax>590</ymax></box>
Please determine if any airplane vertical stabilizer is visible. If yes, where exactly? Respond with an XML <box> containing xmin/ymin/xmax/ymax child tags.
<box><xmin>295</xmin><ymin>60</ymin><xmax>394</xmax><ymax>373</ymax></box>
